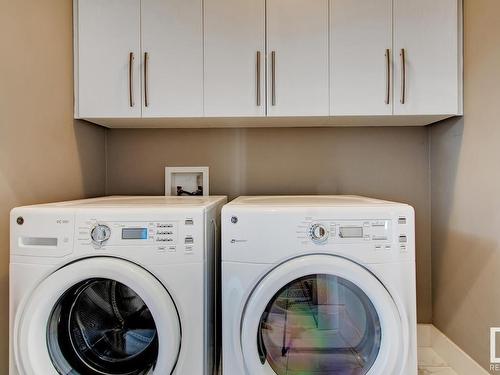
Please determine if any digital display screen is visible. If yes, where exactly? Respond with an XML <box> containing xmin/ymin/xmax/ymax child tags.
<box><xmin>339</xmin><ymin>226</ymin><xmax>363</xmax><ymax>238</ymax></box>
<box><xmin>122</xmin><ymin>228</ymin><xmax>148</xmax><ymax>240</ymax></box>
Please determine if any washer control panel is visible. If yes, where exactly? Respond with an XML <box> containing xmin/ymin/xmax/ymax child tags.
<box><xmin>81</xmin><ymin>221</ymin><xmax>179</xmax><ymax>247</ymax></box>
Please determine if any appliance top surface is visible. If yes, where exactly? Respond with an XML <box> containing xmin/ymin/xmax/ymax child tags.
<box><xmin>19</xmin><ymin>196</ymin><xmax>227</xmax><ymax>209</ymax></box>
<box><xmin>227</xmin><ymin>195</ymin><xmax>406</xmax><ymax>207</ymax></box>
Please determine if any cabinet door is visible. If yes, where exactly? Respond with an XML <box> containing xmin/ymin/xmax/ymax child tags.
<box><xmin>76</xmin><ymin>0</ymin><xmax>141</xmax><ymax>118</ymax></box>
<box><xmin>330</xmin><ymin>0</ymin><xmax>393</xmax><ymax>115</ymax></box>
<box><xmin>267</xmin><ymin>0</ymin><xmax>329</xmax><ymax>117</ymax></box>
<box><xmin>394</xmin><ymin>0</ymin><xmax>460</xmax><ymax>115</ymax></box>
<box><xmin>204</xmin><ymin>0</ymin><xmax>266</xmax><ymax>117</ymax></box>
<box><xmin>141</xmin><ymin>0</ymin><xmax>203</xmax><ymax>117</ymax></box>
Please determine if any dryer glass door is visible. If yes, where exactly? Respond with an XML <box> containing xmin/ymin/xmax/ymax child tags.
<box><xmin>257</xmin><ymin>274</ymin><xmax>381</xmax><ymax>374</ymax></box>
<box><xmin>240</xmin><ymin>255</ymin><xmax>406</xmax><ymax>375</ymax></box>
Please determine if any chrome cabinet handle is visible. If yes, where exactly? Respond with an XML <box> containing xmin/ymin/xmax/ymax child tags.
<box><xmin>256</xmin><ymin>51</ymin><xmax>261</xmax><ymax>106</ymax></box>
<box><xmin>129</xmin><ymin>52</ymin><xmax>134</xmax><ymax>107</ymax></box>
<box><xmin>400</xmin><ymin>48</ymin><xmax>406</xmax><ymax>104</ymax></box>
<box><xmin>385</xmin><ymin>49</ymin><xmax>391</xmax><ymax>105</ymax></box>
<box><xmin>271</xmin><ymin>51</ymin><xmax>276</xmax><ymax>106</ymax></box>
<box><xmin>144</xmin><ymin>52</ymin><xmax>149</xmax><ymax>108</ymax></box>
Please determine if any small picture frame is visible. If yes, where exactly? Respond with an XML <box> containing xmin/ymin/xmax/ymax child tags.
<box><xmin>165</xmin><ymin>166</ymin><xmax>209</xmax><ymax>196</ymax></box>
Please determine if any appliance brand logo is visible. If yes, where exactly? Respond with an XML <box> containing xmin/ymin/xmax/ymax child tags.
<box><xmin>491</xmin><ymin>328</ymin><xmax>500</xmax><ymax>371</ymax></box>
<box><xmin>230</xmin><ymin>239</ymin><xmax>247</xmax><ymax>244</ymax></box>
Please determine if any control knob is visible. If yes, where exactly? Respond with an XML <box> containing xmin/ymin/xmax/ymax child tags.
<box><xmin>91</xmin><ymin>224</ymin><xmax>111</xmax><ymax>246</ymax></box>
<box><xmin>309</xmin><ymin>223</ymin><xmax>329</xmax><ymax>243</ymax></box>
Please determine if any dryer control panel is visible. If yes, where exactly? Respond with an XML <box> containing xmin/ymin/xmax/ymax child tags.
<box><xmin>301</xmin><ymin>219</ymin><xmax>393</xmax><ymax>245</ymax></box>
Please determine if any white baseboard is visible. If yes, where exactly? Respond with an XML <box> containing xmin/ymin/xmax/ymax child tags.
<box><xmin>417</xmin><ymin>323</ymin><xmax>433</xmax><ymax>347</ymax></box>
<box><xmin>417</xmin><ymin>324</ymin><xmax>488</xmax><ymax>375</ymax></box>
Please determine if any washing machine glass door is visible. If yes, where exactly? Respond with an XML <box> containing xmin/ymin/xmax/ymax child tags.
<box><xmin>241</xmin><ymin>255</ymin><xmax>407</xmax><ymax>375</ymax></box>
<box><xmin>14</xmin><ymin>257</ymin><xmax>181</xmax><ymax>375</ymax></box>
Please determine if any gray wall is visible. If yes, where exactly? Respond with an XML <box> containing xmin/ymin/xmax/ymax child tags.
<box><xmin>430</xmin><ymin>0</ymin><xmax>500</xmax><ymax>369</ymax></box>
<box><xmin>106</xmin><ymin>126</ymin><xmax>432</xmax><ymax>323</ymax></box>
<box><xmin>0</xmin><ymin>1</ymin><xmax>106</xmax><ymax>372</ymax></box>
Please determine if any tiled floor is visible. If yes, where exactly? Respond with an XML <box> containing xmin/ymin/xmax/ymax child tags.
<box><xmin>418</xmin><ymin>347</ymin><xmax>458</xmax><ymax>375</ymax></box>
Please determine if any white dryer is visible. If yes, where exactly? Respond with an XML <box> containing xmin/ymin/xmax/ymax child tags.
<box><xmin>10</xmin><ymin>195</ymin><xmax>226</xmax><ymax>375</ymax></box>
<box><xmin>222</xmin><ymin>196</ymin><xmax>417</xmax><ymax>375</ymax></box>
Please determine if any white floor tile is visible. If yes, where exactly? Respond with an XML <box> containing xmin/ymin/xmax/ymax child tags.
<box><xmin>418</xmin><ymin>367</ymin><xmax>458</xmax><ymax>375</ymax></box>
<box><xmin>418</xmin><ymin>347</ymin><xmax>449</xmax><ymax>367</ymax></box>
<box><xmin>418</xmin><ymin>346</ymin><xmax>458</xmax><ymax>375</ymax></box>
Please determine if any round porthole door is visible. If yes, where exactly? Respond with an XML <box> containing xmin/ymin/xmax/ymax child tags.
<box><xmin>241</xmin><ymin>255</ymin><xmax>407</xmax><ymax>375</ymax></box>
<box><xmin>14</xmin><ymin>257</ymin><xmax>181</xmax><ymax>375</ymax></box>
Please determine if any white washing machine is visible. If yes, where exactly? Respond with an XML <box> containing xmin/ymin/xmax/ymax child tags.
<box><xmin>222</xmin><ymin>196</ymin><xmax>417</xmax><ymax>375</ymax></box>
<box><xmin>9</xmin><ymin>195</ymin><xmax>226</xmax><ymax>375</ymax></box>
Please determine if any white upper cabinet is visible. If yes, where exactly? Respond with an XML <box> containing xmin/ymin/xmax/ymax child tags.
<box><xmin>74</xmin><ymin>0</ymin><xmax>462</xmax><ymax>126</ymax></box>
<box><xmin>266</xmin><ymin>0</ymin><xmax>329</xmax><ymax>117</ymax></box>
<box><xmin>141</xmin><ymin>0</ymin><xmax>203</xmax><ymax>117</ymax></box>
<box><xmin>204</xmin><ymin>0</ymin><xmax>266</xmax><ymax>117</ymax></box>
<box><xmin>393</xmin><ymin>0</ymin><xmax>461</xmax><ymax>115</ymax></box>
<box><xmin>75</xmin><ymin>0</ymin><xmax>141</xmax><ymax>118</ymax></box>
<box><xmin>330</xmin><ymin>0</ymin><xmax>393</xmax><ymax>116</ymax></box>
